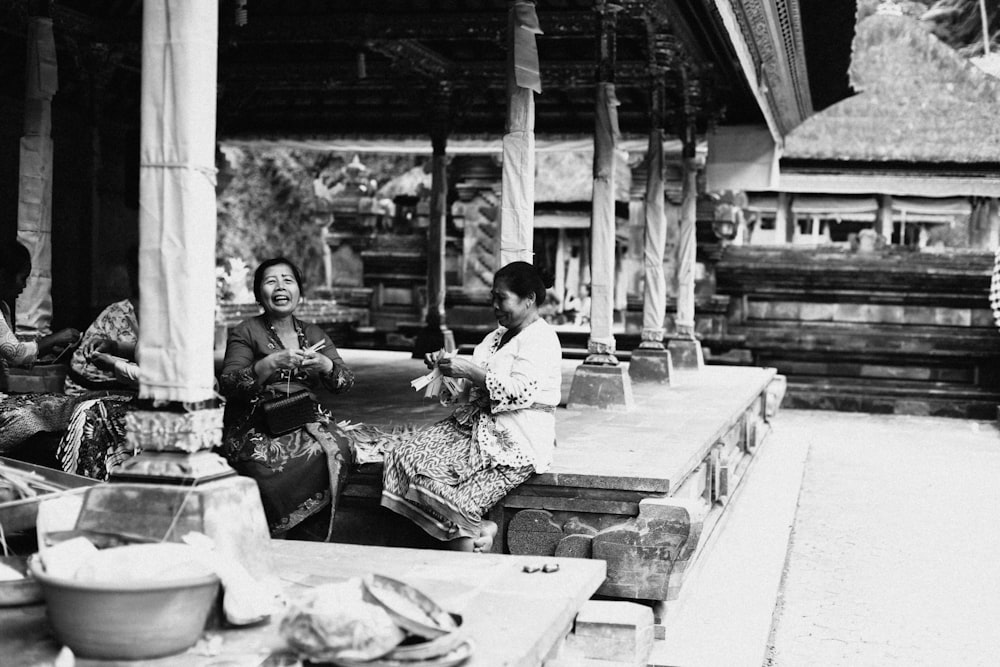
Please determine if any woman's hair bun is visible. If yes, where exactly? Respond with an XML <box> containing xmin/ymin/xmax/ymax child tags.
<box><xmin>534</xmin><ymin>264</ymin><xmax>556</xmax><ymax>290</ymax></box>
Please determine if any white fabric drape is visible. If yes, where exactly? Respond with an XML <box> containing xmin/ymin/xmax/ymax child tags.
<box><xmin>137</xmin><ymin>0</ymin><xmax>219</xmax><ymax>402</ymax></box>
<box><xmin>500</xmin><ymin>2</ymin><xmax>543</xmax><ymax>266</ymax></box>
<box><xmin>642</xmin><ymin>127</ymin><xmax>667</xmax><ymax>338</ymax></box>
<box><xmin>16</xmin><ymin>17</ymin><xmax>57</xmax><ymax>336</ymax></box>
<box><xmin>589</xmin><ymin>82</ymin><xmax>620</xmax><ymax>347</ymax></box>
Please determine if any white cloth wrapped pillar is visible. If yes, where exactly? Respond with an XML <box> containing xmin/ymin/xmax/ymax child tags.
<box><xmin>676</xmin><ymin>158</ymin><xmax>697</xmax><ymax>338</ymax></box>
<box><xmin>81</xmin><ymin>0</ymin><xmax>273</xmax><ymax>583</ymax></box>
<box><xmin>16</xmin><ymin>17</ymin><xmax>57</xmax><ymax>336</ymax></box>
<box><xmin>568</xmin><ymin>2</ymin><xmax>633</xmax><ymax>410</ymax></box>
<box><xmin>667</xmin><ymin>155</ymin><xmax>704</xmax><ymax>369</ymax></box>
<box><xmin>586</xmin><ymin>82</ymin><xmax>620</xmax><ymax>363</ymax></box>
<box><xmin>500</xmin><ymin>1</ymin><xmax>542</xmax><ymax>266</ymax></box>
<box><xmin>136</xmin><ymin>0</ymin><xmax>219</xmax><ymax>404</ymax></box>
<box><xmin>641</xmin><ymin>128</ymin><xmax>667</xmax><ymax>346</ymax></box>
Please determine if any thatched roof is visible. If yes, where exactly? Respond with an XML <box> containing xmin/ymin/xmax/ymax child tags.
<box><xmin>783</xmin><ymin>12</ymin><xmax>1000</xmax><ymax>163</ymax></box>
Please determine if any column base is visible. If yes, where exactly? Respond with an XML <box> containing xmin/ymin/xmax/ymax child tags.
<box><xmin>74</xmin><ymin>475</ymin><xmax>274</xmax><ymax>582</ymax></box>
<box><xmin>667</xmin><ymin>338</ymin><xmax>704</xmax><ymax>370</ymax></box>
<box><xmin>628</xmin><ymin>348</ymin><xmax>674</xmax><ymax>384</ymax></box>
<box><xmin>568</xmin><ymin>363</ymin><xmax>635</xmax><ymax>411</ymax></box>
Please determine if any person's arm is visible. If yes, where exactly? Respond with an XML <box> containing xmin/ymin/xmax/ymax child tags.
<box><xmin>0</xmin><ymin>312</ymin><xmax>37</xmax><ymax>367</ymax></box>
<box><xmin>90</xmin><ymin>352</ymin><xmax>139</xmax><ymax>388</ymax></box>
<box><xmin>218</xmin><ymin>324</ymin><xmax>265</xmax><ymax>397</ymax></box>
<box><xmin>37</xmin><ymin>328</ymin><xmax>81</xmax><ymax>358</ymax></box>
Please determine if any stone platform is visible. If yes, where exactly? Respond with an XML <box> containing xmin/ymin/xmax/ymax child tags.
<box><xmin>328</xmin><ymin>349</ymin><xmax>785</xmax><ymax>605</ymax></box>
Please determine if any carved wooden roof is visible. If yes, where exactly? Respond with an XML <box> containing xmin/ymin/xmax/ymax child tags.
<box><xmin>0</xmin><ymin>1</ymin><xmax>851</xmax><ymax>142</ymax></box>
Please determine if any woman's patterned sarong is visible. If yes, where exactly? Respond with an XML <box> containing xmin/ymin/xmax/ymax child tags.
<box><xmin>381</xmin><ymin>415</ymin><xmax>533</xmax><ymax>542</ymax></box>
<box><xmin>220</xmin><ymin>406</ymin><xmax>352</xmax><ymax>540</ymax></box>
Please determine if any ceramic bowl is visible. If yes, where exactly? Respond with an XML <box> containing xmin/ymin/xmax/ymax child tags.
<box><xmin>28</xmin><ymin>555</ymin><xmax>220</xmax><ymax>660</ymax></box>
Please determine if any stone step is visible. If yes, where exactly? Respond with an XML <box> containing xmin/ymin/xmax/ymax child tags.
<box><xmin>646</xmin><ymin>420</ymin><xmax>809</xmax><ymax>667</ymax></box>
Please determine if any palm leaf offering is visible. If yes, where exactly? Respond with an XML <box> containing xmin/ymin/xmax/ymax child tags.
<box><xmin>0</xmin><ymin>462</ymin><xmax>64</xmax><ymax>504</ymax></box>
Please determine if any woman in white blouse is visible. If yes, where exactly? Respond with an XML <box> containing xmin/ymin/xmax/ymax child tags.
<box><xmin>381</xmin><ymin>262</ymin><xmax>562</xmax><ymax>552</ymax></box>
<box><xmin>0</xmin><ymin>241</ymin><xmax>79</xmax><ymax>377</ymax></box>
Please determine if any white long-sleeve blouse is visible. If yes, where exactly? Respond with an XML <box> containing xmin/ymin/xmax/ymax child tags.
<box><xmin>464</xmin><ymin>318</ymin><xmax>562</xmax><ymax>473</ymax></box>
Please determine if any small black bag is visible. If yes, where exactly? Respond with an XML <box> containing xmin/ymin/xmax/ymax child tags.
<box><xmin>260</xmin><ymin>390</ymin><xmax>316</xmax><ymax>436</ymax></box>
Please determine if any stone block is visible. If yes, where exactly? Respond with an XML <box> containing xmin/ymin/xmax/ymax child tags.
<box><xmin>507</xmin><ymin>509</ymin><xmax>563</xmax><ymax>556</ymax></box>
<box><xmin>565</xmin><ymin>600</ymin><xmax>654</xmax><ymax>665</ymax></box>
<box><xmin>556</xmin><ymin>533</ymin><xmax>594</xmax><ymax>558</ymax></box>
<box><xmin>75</xmin><ymin>476</ymin><xmax>274</xmax><ymax>581</ymax></box>
<box><xmin>592</xmin><ymin>497</ymin><xmax>705</xmax><ymax>600</ymax></box>
<box><xmin>666</xmin><ymin>338</ymin><xmax>703</xmax><ymax>370</ymax></box>
<box><xmin>765</xmin><ymin>374</ymin><xmax>787</xmax><ymax>419</ymax></box>
<box><xmin>627</xmin><ymin>348</ymin><xmax>674</xmax><ymax>384</ymax></box>
<box><xmin>567</xmin><ymin>364</ymin><xmax>635</xmax><ymax>411</ymax></box>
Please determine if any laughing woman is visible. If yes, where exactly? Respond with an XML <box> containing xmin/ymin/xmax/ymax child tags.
<box><xmin>218</xmin><ymin>257</ymin><xmax>355</xmax><ymax>541</ymax></box>
<box><xmin>381</xmin><ymin>261</ymin><xmax>562</xmax><ymax>552</ymax></box>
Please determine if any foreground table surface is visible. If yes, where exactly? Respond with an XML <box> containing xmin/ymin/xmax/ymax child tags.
<box><xmin>0</xmin><ymin>540</ymin><xmax>607</xmax><ymax>667</ymax></box>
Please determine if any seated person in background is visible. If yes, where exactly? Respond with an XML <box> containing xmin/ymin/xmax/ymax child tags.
<box><xmin>0</xmin><ymin>241</ymin><xmax>80</xmax><ymax>375</ymax></box>
<box><xmin>56</xmin><ymin>247</ymin><xmax>142</xmax><ymax>479</ymax></box>
<box><xmin>0</xmin><ymin>241</ymin><xmax>81</xmax><ymax>454</ymax></box>
<box><xmin>381</xmin><ymin>261</ymin><xmax>562</xmax><ymax>553</ymax></box>
<box><xmin>57</xmin><ymin>341</ymin><xmax>140</xmax><ymax>480</ymax></box>
<box><xmin>218</xmin><ymin>256</ymin><xmax>356</xmax><ymax>541</ymax></box>
<box><xmin>64</xmin><ymin>247</ymin><xmax>139</xmax><ymax>396</ymax></box>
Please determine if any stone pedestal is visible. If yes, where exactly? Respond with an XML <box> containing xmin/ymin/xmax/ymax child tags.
<box><xmin>667</xmin><ymin>338</ymin><xmax>704</xmax><ymax>370</ymax></box>
<box><xmin>628</xmin><ymin>348</ymin><xmax>674</xmax><ymax>385</ymax></box>
<box><xmin>568</xmin><ymin>363</ymin><xmax>635</xmax><ymax>411</ymax></box>
<box><xmin>75</xmin><ymin>475</ymin><xmax>274</xmax><ymax>581</ymax></box>
<box><xmin>73</xmin><ymin>406</ymin><xmax>275</xmax><ymax>582</ymax></box>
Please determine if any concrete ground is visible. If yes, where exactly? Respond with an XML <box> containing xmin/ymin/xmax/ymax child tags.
<box><xmin>765</xmin><ymin>410</ymin><xmax>1000</xmax><ymax>667</ymax></box>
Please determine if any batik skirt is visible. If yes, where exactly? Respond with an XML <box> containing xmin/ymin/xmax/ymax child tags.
<box><xmin>381</xmin><ymin>416</ymin><xmax>533</xmax><ymax>542</ymax></box>
<box><xmin>220</xmin><ymin>407</ymin><xmax>353</xmax><ymax>540</ymax></box>
<box><xmin>57</xmin><ymin>393</ymin><xmax>136</xmax><ymax>480</ymax></box>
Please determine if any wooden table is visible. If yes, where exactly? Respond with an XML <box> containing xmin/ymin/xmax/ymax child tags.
<box><xmin>0</xmin><ymin>541</ymin><xmax>606</xmax><ymax>666</ymax></box>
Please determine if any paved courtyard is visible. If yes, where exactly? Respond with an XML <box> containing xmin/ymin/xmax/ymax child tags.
<box><xmin>765</xmin><ymin>410</ymin><xmax>1000</xmax><ymax>666</ymax></box>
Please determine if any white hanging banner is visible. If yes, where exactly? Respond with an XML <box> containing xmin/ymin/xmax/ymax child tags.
<box><xmin>16</xmin><ymin>17</ymin><xmax>57</xmax><ymax>336</ymax></box>
<box><xmin>137</xmin><ymin>0</ymin><xmax>219</xmax><ymax>402</ymax></box>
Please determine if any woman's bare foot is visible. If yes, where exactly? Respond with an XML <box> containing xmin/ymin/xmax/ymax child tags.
<box><xmin>471</xmin><ymin>520</ymin><xmax>498</xmax><ymax>553</ymax></box>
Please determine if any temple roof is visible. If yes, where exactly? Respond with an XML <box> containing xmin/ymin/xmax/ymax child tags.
<box><xmin>0</xmin><ymin>1</ymin><xmax>849</xmax><ymax>142</ymax></box>
<box><xmin>783</xmin><ymin>12</ymin><xmax>1000</xmax><ymax>164</ymax></box>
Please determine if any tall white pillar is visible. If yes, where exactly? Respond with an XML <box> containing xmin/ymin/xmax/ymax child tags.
<box><xmin>500</xmin><ymin>1</ymin><xmax>542</xmax><ymax>267</ymax></box>
<box><xmin>136</xmin><ymin>0</ymin><xmax>220</xmax><ymax>403</ymax></box>
<box><xmin>16</xmin><ymin>17</ymin><xmax>57</xmax><ymax>336</ymax></box>
<box><xmin>568</xmin><ymin>1</ymin><xmax>633</xmax><ymax>410</ymax></box>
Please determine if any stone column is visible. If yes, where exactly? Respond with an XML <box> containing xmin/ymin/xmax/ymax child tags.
<box><xmin>667</xmin><ymin>113</ymin><xmax>704</xmax><ymax>370</ymax></box>
<box><xmin>568</xmin><ymin>1</ymin><xmax>634</xmax><ymax>410</ymax></box>
<box><xmin>81</xmin><ymin>0</ymin><xmax>272</xmax><ymax>580</ymax></box>
<box><xmin>876</xmin><ymin>194</ymin><xmax>893</xmax><ymax>242</ymax></box>
<box><xmin>500</xmin><ymin>0</ymin><xmax>543</xmax><ymax>266</ymax></box>
<box><xmin>414</xmin><ymin>89</ymin><xmax>456</xmax><ymax>357</ymax></box>
<box><xmin>16</xmin><ymin>16</ymin><xmax>57</xmax><ymax>337</ymax></box>
<box><xmin>629</xmin><ymin>25</ymin><xmax>673</xmax><ymax>384</ymax></box>
<box><xmin>778</xmin><ymin>191</ymin><xmax>793</xmax><ymax>243</ymax></box>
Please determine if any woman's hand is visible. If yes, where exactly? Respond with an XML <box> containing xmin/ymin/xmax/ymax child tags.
<box><xmin>298</xmin><ymin>348</ymin><xmax>334</xmax><ymax>376</ymax></box>
<box><xmin>255</xmin><ymin>348</ymin><xmax>305</xmax><ymax>380</ymax></box>
<box><xmin>84</xmin><ymin>336</ymin><xmax>117</xmax><ymax>359</ymax></box>
<box><xmin>90</xmin><ymin>351</ymin><xmax>118</xmax><ymax>373</ymax></box>
<box><xmin>436</xmin><ymin>355</ymin><xmax>485</xmax><ymax>385</ymax></box>
<box><xmin>39</xmin><ymin>328</ymin><xmax>81</xmax><ymax>357</ymax></box>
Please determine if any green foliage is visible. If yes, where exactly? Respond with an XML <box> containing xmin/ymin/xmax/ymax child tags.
<box><xmin>215</xmin><ymin>147</ymin><xmax>425</xmax><ymax>295</ymax></box>
<box><xmin>216</xmin><ymin>147</ymin><xmax>329</xmax><ymax>294</ymax></box>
